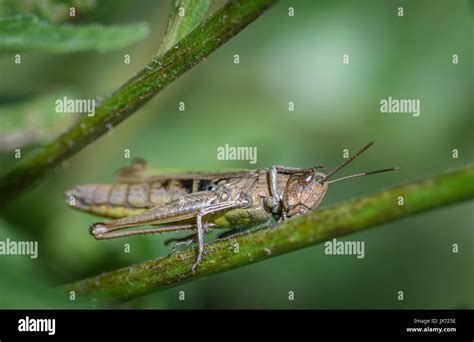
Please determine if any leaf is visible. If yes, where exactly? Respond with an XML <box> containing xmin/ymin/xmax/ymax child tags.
<box><xmin>0</xmin><ymin>0</ymin><xmax>98</xmax><ymax>23</ymax></box>
<box><xmin>0</xmin><ymin>91</ymin><xmax>78</xmax><ymax>151</ymax></box>
<box><xmin>158</xmin><ymin>0</ymin><xmax>214</xmax><ymax>56</ymax></box>
<box><xmin>0</xmin><ymin>14</ymin><xmax>149</xmax><ymax>53</ymax></box>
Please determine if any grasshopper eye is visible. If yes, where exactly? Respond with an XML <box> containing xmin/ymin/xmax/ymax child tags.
<box><xmin>298</xmin><ymin>173</ymin><xmax>314</xmax><ymax>186</ymax></box>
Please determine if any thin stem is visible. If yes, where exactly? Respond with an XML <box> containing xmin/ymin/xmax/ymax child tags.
<box><xmin>0</xmin><ymin>0</ymin><xmax>278</xmax><ymax>207</ymax></box>
<box><xmin>64</xmin><ymin>164</ymin><xmax>474</xmax><ymax>304</ymax></box>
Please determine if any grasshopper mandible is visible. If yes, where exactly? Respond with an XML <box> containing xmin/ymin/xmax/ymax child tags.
<box><xmin>65</xmin><ymin>142</ymin><xmax>397</xmax><ymax>272</ymax></box>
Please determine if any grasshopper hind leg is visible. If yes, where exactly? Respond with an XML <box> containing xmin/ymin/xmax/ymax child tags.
<box><xmin>90</xmin><ymin>191</ymin><xmax>252</xmax><ymax>274</ymax></box>
<box><xmin>191</xmin><ymin>195</ymin><xmax>253</xmax><ymax>273</ymax></box>
<box><xmin>90</xmin><ymin>223</ymin><xmax>197</xmax><ymax>239</ymax></box>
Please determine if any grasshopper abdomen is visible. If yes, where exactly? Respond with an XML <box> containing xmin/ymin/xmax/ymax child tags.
<box><xmin>66</xmin><ymin>179</ymin><xmax>207</xmax><ymax>218</ymax></box>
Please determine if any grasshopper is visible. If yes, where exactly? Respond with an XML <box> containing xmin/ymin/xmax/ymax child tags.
<box><xmin>65</xmin><ymin>142</ymin><xmax>397</xmax><ymax>272</ymax></box>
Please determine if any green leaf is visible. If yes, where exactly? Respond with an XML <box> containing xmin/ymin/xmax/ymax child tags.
<box><xmin>0</xmin><ymin>0</ymin><xmax>98</xmax><ymax>23</ymax></box>
<box><xmin>0</xmin><ymin>91</ymin><xmax>78</xmax><ymax>151</ymax></box>
<box><xmin>158</xmin><ymin>0</ymin><xmax>214</xmax><ymax>56</ymax></box>
<box><xmin>0</xmin><ymin>14</ymin><xmax>149</xmax><ymax>53</ymax></box>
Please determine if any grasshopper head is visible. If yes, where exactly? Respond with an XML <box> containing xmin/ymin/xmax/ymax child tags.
<box><xmin>281</xmin><ymin>142</ymin><xmax>398</xmax><ymax>218</ymax></box>
<box><xmin>282</xmin><ymin>171</ymin><xmax>328</xmax><ymax>217</ymax></box>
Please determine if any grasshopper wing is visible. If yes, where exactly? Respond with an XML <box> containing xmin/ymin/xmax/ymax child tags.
<box><xmin>115</xmin><ymin>157</ymin><xmax>150</xmax><ymax>182</ymax></box>
<box><xmin>115</xmin><ymin>158</ymin><xmax>260</xmax><ymax>183</ymax></box>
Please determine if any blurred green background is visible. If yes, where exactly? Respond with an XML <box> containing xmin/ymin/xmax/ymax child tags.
<box><xmin>0</xmin><ymin>0</ymin><xmax>472</xmax><ymax>309</ymax></box>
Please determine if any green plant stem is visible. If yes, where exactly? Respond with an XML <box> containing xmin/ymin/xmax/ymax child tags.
<box><xmin>0</xmin><ymin>0</ymin><xmax>278</xmax><ymax>208</ymax></box>
<box><xmin>65</xmin><ymin>164</ymin><xmax>474</xmax><ymax>303</ymax></box>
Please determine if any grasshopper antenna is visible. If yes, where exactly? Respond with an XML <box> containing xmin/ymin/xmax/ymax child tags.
<box><xmin>319</xmin><ymin>142</ymin><xmax>374</xmax><ymax>183</ymax></box>
<box><xmin>328</xmin><ymin>167</ymin><xmax>399</xmax><ymax>184</ymax></box>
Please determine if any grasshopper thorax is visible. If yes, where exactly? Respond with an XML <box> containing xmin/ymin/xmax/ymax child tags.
<box><xmin>282</xmin><ymin>171</ymin><xmax>328</xmax><ymax>217</ymax></box>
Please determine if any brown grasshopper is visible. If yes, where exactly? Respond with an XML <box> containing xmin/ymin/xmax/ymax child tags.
<box><xmin>65</xmin><ymin>142</ymin><xmax>397</xmax><ymax>272</ymax></box>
